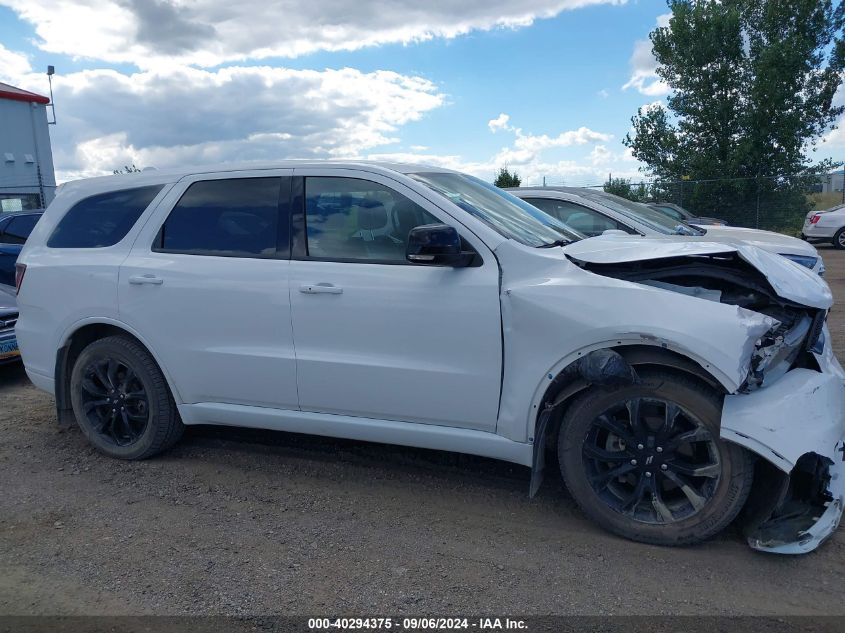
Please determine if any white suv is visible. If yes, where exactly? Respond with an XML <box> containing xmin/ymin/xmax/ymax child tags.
<box><xmin>15</xmin><ymin>161</ymin><xmax>845</xmax><ymax>553</ymax></box>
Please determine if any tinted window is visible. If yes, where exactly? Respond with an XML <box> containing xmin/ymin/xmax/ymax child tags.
<box><xmin>1</xmin><ymin>214</ymin><xmax>40</xmax><ymax>244</ymax></box>
<box><xmin>157</xmin><ymin>178</ymin><xmax>282</xmax><ymax>257</ymax></box>
<box><xmin>48</xmin><ymin>186</ymin><xmax>163</xmax><ymax>248</ymax></box>
<box><xmin>525</xmin><ymin>198</ymin><xmax>636</xmax><ymax>237</ymax></box>
<box><xmin>303</xmin><ymin>177</ymin><xmax>440</xmax><ymax>262</ymax></box>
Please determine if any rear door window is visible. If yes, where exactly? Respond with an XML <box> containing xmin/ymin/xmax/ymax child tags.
<box><xmin>48</xmin><ymin>186</ymin><xmax>164</xmax><ymax>248</ymax></box>
<box><xmin>154</xmin><ymin>178</ymin><xmax>284</xmax><ymax>258</ymax></box>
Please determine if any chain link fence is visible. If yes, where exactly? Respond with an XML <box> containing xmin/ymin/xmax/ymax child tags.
<box><xmin>580</xmin><ymin>174</ymin><xmax>844</xmax><ymax>236</ymax></box>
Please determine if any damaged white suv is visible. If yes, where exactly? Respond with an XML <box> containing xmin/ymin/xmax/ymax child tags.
<box><xmin>15</xmin><ymin>161</ymin><xmax>845</xmax><ymax>553</ymax></box>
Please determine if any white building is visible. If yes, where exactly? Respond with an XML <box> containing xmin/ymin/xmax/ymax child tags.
<box><xmin>0</xmin><ymin>82</ymin><xmax>56</xmax><ymax>211</ymax></box>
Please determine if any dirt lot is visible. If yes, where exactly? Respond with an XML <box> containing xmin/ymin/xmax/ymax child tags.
<box><xmin>2</xmin><ymin>247</ymin><xmax>845</xmax><ymax>617</ymax></box>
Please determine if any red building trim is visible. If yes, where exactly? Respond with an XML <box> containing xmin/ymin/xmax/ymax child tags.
<box><xmin>0</xmin><ymin>83</ymin><xmax>50</xmax><ymax>105</ymax></box>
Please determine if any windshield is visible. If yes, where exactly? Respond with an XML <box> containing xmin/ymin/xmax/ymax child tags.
<box><xmin>410</xmin><ymin>172</ymin><xmax>584</xmax><ymax>247</ymax></box>
<box><xmin>574</xmin><ymin>189</ymin><xmax>705</xmax><ymax>236</ymax></box>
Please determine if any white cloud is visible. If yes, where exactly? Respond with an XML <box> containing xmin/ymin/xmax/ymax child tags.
<box><xmin>488</xmin><ymin>113</ymin><xmax>512</xmax><ymax>132</ymax></box>
<box><xmin>622</xmin><ymin>13</ymin><xmax>671</xmax><ymax>97</ymax></box>
<box><xmin>0</xmin><ymin>44</ymin><xmax>32</xmax><ymax>83</ymax></box>
<box><xmin>820</xmin><ymin>124</ymin><xmax>845</xmax><ymax>153</ymax></box>
<box><xmin>9</xmin><ymin>65</ymin><xmax>445</xmax><ymax>181</ymax></box>
<box><xmin>512</xmin><ymin>127</ymin><xmax>613</xmax><ymax>153</ymax></box>
<box><xmin>2</xmin><ymin>0</ymin><xmax>628</xmax><ymax>68</ymax></box>
<box><xmin>366</xmin><ymin>114</ymin><xmax>638</xmax><ymax>187</ymax></box>
<box><xmin>589</xmin><ymin>144</ymin><xmax>612</xmax><ymax>165</ymax></box>
<box><xmin>597</xmin><ymin>89</ymin><xmax>609</xmax><ymax>98</ymax></box>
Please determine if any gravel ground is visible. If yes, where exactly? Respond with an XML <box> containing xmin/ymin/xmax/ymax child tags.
<box><xmin>2</xmin><ymin>246</ymin><xmax>845</xmax><ymax>616</ymax></box>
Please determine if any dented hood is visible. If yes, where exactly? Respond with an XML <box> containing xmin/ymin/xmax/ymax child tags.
<box><xmin>562</xmin><ymin>235</ymin><xmax>833</xmax><ymax>309</ymax></box>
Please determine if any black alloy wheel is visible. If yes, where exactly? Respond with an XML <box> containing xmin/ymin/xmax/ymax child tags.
<box><xmin>79</xmin><ymin>357</ymin><xmax>150</xmax><ymax>446</ymax></box>
<box><xmin>70</xmin><ymin>335</ymin><xmax>183</xmax><ymax>459</ymax></box>
<box><xmin>582</xmin><ymin>397</ymin><xmax>721</xmax><ymax>524</ymax></box>
<box><xmin>558</xmin><ymin>370</ymin><xmax>754</xmax><ymax>546</ymax></box>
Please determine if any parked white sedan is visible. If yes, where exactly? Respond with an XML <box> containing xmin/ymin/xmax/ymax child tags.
<box><xmin>802</xmin><ymin>204</ymin><xmax>845</xmax><ymax>249</ymax></box>
<box><xmin>511</xmin><ymin>187</ymin><xmax>825</xmax><ymax>275</ymax></box>
<box><xmin>14</xmin><ymin>161</ymin><xmax>845</xmax><ymax>554</ymax></box>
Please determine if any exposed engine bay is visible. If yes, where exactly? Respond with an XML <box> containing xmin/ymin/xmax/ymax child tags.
<box><xmin>568</xmin><ymin>251</ymin><xmax>826</xmax><ymax>392</ymax></box>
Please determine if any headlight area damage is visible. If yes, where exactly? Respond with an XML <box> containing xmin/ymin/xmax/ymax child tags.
<box><xmin>568</xmin><ymin>242</ymin><xmax>844</xmax><ymax>553</ymax></box>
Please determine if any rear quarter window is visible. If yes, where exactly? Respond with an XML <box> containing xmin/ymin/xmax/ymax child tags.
<box><xmin>47</xmin><ymin>185</ymin><xmax>164</xmax><ymax>248</ymax></box>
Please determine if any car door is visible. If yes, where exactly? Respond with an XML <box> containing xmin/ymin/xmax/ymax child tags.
<box><xmin>119</xmin><ymin>170</ymin><xmax>299</xmax><ymax>409</ymax></box>
<box><xmin>288</xmin><ymin>169</ymin><xmax>502</xmax><ymax>431</ymax></box>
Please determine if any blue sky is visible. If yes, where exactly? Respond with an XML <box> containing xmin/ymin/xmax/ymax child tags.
<box><xmin>0</xmin><ymin>1</ymin><xmax>696</xmax><ymax>183</ymax></box>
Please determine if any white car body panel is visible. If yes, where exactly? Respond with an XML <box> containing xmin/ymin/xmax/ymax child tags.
<box><xmin>803</xmin><ymin>205</ymin><xmax>845</xmax><ymax>240</ymax></box>
<box><xmin>698</xmin><ymin>224</ymin><xmax>819</xmax><ymax>259</ymax></box>
<box><xmin>721</xmin><ymin>361</ymin><xmax>845</xmax><ymax>554</ymax></box>
<box><xmin>287</xmin><ymin>167</ymin><xmax>502</xmax><ymax>430</ymax></box>
<box><xmin>490</xmin><ymin>241</ymin><xmax>779</xmax><ymax>443</ymax></box>
<box><xmin>178</xmin><ymin>402</ymin><xmax>533</xmax><ymax>466</ymax></box>
<box><xmin>118</xmin><ymin>169</ymin><xmax>300</xmax><ymax>409</ymax></box>
<box><xmin>13</xmin><ymin>183</ymin><xmax>174</xmax><ymax>383</ymax></box>
<box><xmin>13</xmin><ymin>160</ymin><xmax>845</xmax><ymax>554</ymax></box>
<box><xmin>563</xmin><ymin>234</ymin><xmax>833</xmax><ymax>309</ymax></box>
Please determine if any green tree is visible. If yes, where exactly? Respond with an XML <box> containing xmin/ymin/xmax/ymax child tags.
<box><xmin>624</xmin><ymin>0</ymin><xmax>845</xmax><ymax>227</ymax></box>
<box><xmin>603</xmin><ymin>176</ymin><xmax>649</xmax><ymax>201</ymax></box>
<box><xmin>493</xmin><ymin>166</ymin><xmax>521</xmax><ymax>188</ymax></box>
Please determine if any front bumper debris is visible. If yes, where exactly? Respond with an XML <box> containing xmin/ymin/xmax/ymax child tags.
<box><xmin>721</xmin><ymin>358</ymin><xmax>845</xmax><ymax>553</ymax></box>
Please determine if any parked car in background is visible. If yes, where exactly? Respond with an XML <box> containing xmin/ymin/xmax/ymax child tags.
<box><xmin>511</xmin><ymin>187</ymin><xmax>825</xmax><ymax>275</ymax></box>
<box><xmin>14</xmin><ymin>161</ymin><xmax>844</xmax><ymax>554</ymax></box>
<box><xmin>0</xmin><ymin>210</ymin><xmax>43</xmax><ymax>286</ymax></box>
<box><xmin>646</xmin><ymin>201</ymin><xmax>727</xmax><ymax>226</ymax></box>
<box><xmin>802</xmin><ymin>204</ymin><xmax>845</xmax><ymax>249</ymax></box>
<box><xmin>0</xmin><ymin>283</ymin><xmax>19</xmax><ymax>364</ymax></box>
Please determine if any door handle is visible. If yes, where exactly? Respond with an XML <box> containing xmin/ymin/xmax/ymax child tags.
<box><xmin>128</xmin><ymin>274</ymin><xmax>164</xmax><ymax>286</ymax></box>
<box><xmin>299</xmin><ymin>282</ymin><xmax>343</xmax><ymax>295</ymax></box>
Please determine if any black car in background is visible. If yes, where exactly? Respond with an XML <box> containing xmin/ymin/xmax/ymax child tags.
<box><xmin>0</xmin><ymin>210</ymin><xmax>43</xmax><ymax>287</ymax></box>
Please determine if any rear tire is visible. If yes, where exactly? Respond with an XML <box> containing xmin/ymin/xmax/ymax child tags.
<box><xmin>832</xmin><ymin>227</ymin><xmax>845</xmax><ymax>250</ymax></box>
<box><xmin>70</xmin><ymin>335</ymin><xmax>183</xmax><ymax>459</ymax></box>
<box><xmin>558</xmin><ymin>369</ymin><xmax>753</xmax><ymax>546</ymax></box>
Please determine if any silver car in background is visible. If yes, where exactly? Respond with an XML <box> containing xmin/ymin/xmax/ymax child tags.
<box><xmin>509</xmin><ymin>187</ymin><xmax>825</xmax><ymax>275</ymax></box>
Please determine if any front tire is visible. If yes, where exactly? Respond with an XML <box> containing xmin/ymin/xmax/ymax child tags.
<box><xmin>70</xmin><ymin>335</ymin><xmax>183</xmax><ymax>459</ymax></box>
<box><xmin>558</xmin><ymin>370</ymin><xmax>753</xmax><ymax>546</ymax></box>
<box><xmin>832</xmin><ymin>227</ymin><xmax>845</xmax><ymax>250</ymax></box>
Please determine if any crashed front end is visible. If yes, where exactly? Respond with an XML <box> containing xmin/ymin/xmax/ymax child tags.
<box><xmin>568</xmin><ymin>240</ymin><xmax>845</xmax><ymax>553</ymax></box>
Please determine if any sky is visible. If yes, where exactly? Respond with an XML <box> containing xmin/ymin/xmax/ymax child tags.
<box><xmin>0</xmin><ymin>0</ymin><xmax>841</xmax><ymax>186</ymax></box>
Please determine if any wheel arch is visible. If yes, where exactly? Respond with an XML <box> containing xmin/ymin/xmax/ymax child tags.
<box><xmin>55</xmin><ymin>318</ymin><xmax>182</xmax><ymax>425</ymax></box>
<box><xmin>527</xmin><ymin>343</ymin><xmax>731</xmax><ymax>498</ymax></box>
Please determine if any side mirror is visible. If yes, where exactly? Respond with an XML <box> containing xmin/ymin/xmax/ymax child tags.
<box><xmin>406</xmin><ymin>224</ymin><xmax>472</xmax><ymax>267</ymax></box>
